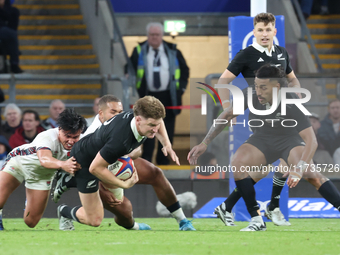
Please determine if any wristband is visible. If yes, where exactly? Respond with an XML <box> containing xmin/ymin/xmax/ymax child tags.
<box><xmin>201</xmin><ymin>141</ymin><xmax>208</xmax><ymax>147</ymax></box>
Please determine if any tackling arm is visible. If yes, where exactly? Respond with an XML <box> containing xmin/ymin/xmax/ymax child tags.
<box><xmin>217</xmin><ymin>69</ymin><xmax>236</xmax><ymax>109</ymax></box>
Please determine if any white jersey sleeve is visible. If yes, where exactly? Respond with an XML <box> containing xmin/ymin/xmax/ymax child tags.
<box><xmin>82</xmin><ymin>114</ymin><xmax>102</xmax><ymax>138</ymax></box>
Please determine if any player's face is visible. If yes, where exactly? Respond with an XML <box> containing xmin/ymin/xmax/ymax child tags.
<box><xmin>253</xmin><ymin>22</ymin><xmax>277</xmax><ymax>48</ymax></box>
<box><xmin>22</xmin><ymin>113</ymin><xmax>40</xmax><ymax>132</ymax></box>
<box><xmin>147</xmin><ymin>26</ymin><xmax>163</xmax><ymax>49</ymax></box>
<box><xmin>329</xmin><ymin>101</ymin><xmax>340</xmax><ymax>119</ymax></box>
<box><xmin>99</xmin><ymin>101</ymin><xmax>123</xmax><ymax>122</ymax></box>
<box><xmin>136</xmin><ymin>116</ymin><xmax>162</xmax><ymax>138</ymax></box>
<box><xmin>58</xmin><ymin>129</ymin><xmax>82</xmax><ymax>150</ymax></box>
<box><xmin>255</xmin><ymin>77</ymin><xmax>280</xmax><ymax>105</ymax></box>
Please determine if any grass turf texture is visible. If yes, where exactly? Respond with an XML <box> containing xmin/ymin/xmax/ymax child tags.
<box><xmin>1</xmin><ymin>218</ymin><xmax>340</xmax><ymax>255</ymax></box>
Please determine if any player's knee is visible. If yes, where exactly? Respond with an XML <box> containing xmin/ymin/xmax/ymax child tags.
<box><xmin>24</xmin><ymin>217</ymin><xmax>39</xmax><ymax>228</ymax></box>
<box><xmin>88</xmin><ymin>217</ymin><xmax>102</xmax><ymax>227</ymax></box>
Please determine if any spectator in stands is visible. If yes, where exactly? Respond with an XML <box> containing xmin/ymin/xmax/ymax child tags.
<box><xmin>128</xmin><ymin>22</ymin><xmax>189</xmax><ymax>165</ymax></box>
<box><xmin>0</xmin><ymin>135</ymin><xmax>11</xmax><ymax>166</ymax></box>
<box><xmin>9</xmin><ymin>110</ymin><xmax>45</xmax><ymax>148</ymax></box>
<box><xmin>309</xmin><ymin>113</ymin><xmax>334</xmax><ymax>165</ymax></box>
<box><xmin>318</xmin><ymin>99</ymin><xmax>340</xmax><ymax>159</ymax></box>
<box><xmin>86</xmin><ymin>97</ymin><xmax>100</xmax><ymax>127</ymax></box>
<box><xmin>319</xmin><ymin>0</ymin><xmax>329</xmax><ymax>15</ymax></box>
<box><xmin>0</xmin><ymin>0</ymin><xmax>23</xmax><ymax>73</ymax></box>
<box><xmin>41</xmin><ymin>100</ymin><xmax>65</xmax><ymax>130</ymax></box>
<box><xmin>0</xmin><ymin>103</ymin><xmax>21</xmax><ymax>140</ymax></box>
<box><xmin>297</xmin><ymin>0</ymin><xmax>314</xmax><ymax>19</ymax></box>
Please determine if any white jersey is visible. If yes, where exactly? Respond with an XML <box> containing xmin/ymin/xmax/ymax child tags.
<box><xmin>4</xmin><ymin>128</ymin><xmax>70</xmax><ymax>182</ymax></box>
<box><xmin>82</xmin><ymin>114</ymin><xmax>101</xmax><ymax>138</ymax></box>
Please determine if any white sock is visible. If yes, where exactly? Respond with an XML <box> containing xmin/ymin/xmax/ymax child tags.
<box><xmin>129</xmin><ymin>222</ymin><xmax>139</xmax><ymax>230</ymax></box>
<box><xmin>0</xmin><ymin>209</ymin><xmax>2</xmax><ymax>218</ymax></box>
<box><xmin>171</xmin><ymin>208</ymin><xmax>186</xmax><ymax>223</ymax></box>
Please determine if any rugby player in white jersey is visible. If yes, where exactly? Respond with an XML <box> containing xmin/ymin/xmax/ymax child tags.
<box><xmin>53</xmin><ymin>95</ymin><xmax>195</xmax><ymax>231</ymax></box>
<box><xmin>0</xmin><ymin>109</ymin><xmax>86</xmax><ymax>230</ymax></box>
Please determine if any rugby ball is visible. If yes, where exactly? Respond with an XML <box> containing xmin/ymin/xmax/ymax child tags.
<box><xmin>108</xmin><ymin>156</ymin><xmax>134</xmax><ymax>180</ymax></box>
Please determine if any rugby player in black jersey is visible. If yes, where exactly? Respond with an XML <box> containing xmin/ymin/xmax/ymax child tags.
<box><xmin>57</xmin><ymin>96</ymin><xmax>195</xmax><ymax>230</ymax></box>
<box><xmin>189</xmin><ymin>65</ymin><xmax>340</xmax><ymax>231</ymax></box>
<box><xmin>212</xmin><ymin>12</ymin><xmax>301</xmax><ymax>225</ymax></box>
<box><xmin>54</xmin><ymin>95</ymin><xmax>195</xmax><ymax>231</ymax></box>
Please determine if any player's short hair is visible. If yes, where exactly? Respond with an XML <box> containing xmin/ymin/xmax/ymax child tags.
<box><xmin>98</xmin><ymin>95</ymin><xmax>121</xmax><ymax>109</ymax></box>
<box><xmin>4</xmin><ymin>103</ymin><xmax>21</xmax><ymax>117</ymax></box>
<box><xmin>57</xmin><ymin>109</ymin><xmax>86</xmax><ymax>134</ymax></box>
<box><xmin>328</xmin><ymin>99</ymin><xmax>340</xmax><ymax>107</ymax></box>
<box><xmin>255</xmin><ymin>64</ymin><xmax>288</xmax><ymax>88</ymax></box>
<box><xmin>22</xmin><ymin>110</ymin><xmax>40</xmax><ymax>121</ymax></box>
<box><xmin>146</xmin><ymin>22</ymin><xmax>164</xmax><ymax>36</ymax></box>
<box><xmin>254</xmin><ymin>12</ymin><xmax>276</xmax><ymax>27</ymax></box>
<box><xmin>133</xmin><ymin>96</ymin><xmax>166</xmax><ymax>119</ymax></box>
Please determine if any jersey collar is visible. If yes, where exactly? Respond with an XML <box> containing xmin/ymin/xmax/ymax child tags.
<box><xmin>252</xmin><ymin>41</ymin><xmax>275</xmax><ymax>57</ymax></box>
<box><xmin>130</xmin><ymin>117</ymin><xmax>145</xmax><ymax>142</ymax></box>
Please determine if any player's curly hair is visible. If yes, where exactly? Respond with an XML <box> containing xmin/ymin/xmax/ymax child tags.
<box><xmin>255</xmin><ymin>63</ymin><xmax>288</xmax><ymax>88</ymax></box>
<box><xmin>57</xmin><ymin>108</ymin><xmax>87</xmax><ymax>134</ymax></box>
<box><xmin>133</xmin><ymin>96</ymin><xmax>166</xmax><ymax>119</ymax></box>
<box><xmin>254</xmin><ymin>12</ymin><xmax>276</xmax><ymax>27</ymax></box>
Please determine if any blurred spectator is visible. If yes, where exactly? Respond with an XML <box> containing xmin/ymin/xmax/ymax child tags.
<box><xmin>296</xmin><ymin>0</ymin><xmax>314</xmax><ymax>19</ymax></box>
<box><xmin>9</xmin><ymin>110</ymin><xmax>44</xmax><ymax>148</ymax></box>
<box><xmin>309</xmin><ymin>113</ymin><xmax>334</xmax><ymax>165</ymax></box>
<box><xmin>0</xmin><ymin>135</ymin><xmax>11</xmax><ymax>166</ymax></box>
<box><xmin>0</xmin><ymin>103</ymin><xmax>21</xmax><ymax>140</ymax></box>
<box><xmin>320</xmin><ymin>0</ymin><xmax>329</xmax><ymax>15</ymax></box>
<box><xmin>41</xmin><ymin>100</ymin><xmax>65</xmax><ymax>130</ymax></box>
<box><xmin>318</xmin><ymin>99</ymin><xmax>340</xmax><ymax>158</ymax></box>
<box><xmin>86</xmin><ymin>97</ymin><xmax>100</xmax><ymax>127</ymax></box>
<box><xmin>191</xmin><ymin>152</ymin><xmax>225</xmax><ymax>179</ymax></box>
<box><xmin>0</xmin><ymin>0</ymin><xmax>23</xmax><ymax>73</ymax></box>
<box><xmin>129</xmin><ymin>22</ymin><xmax>189</xmax><ymax>165</ymax></box>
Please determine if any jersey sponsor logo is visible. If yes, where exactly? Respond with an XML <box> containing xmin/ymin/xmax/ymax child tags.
<box><xmin>277</xmin><ymin>53</ymin><xmax>285</xmax><ymax>61</ymax></box>
<box><xmin>86</xmin><ymin>179</ymin><xmax>97</xmax><ymax>189</ymax></box>
<box><xmin>257</xmin><ymin>57</ymin><xmax>264</xmax><ymax>62</ymax></box>
<box><xmin>103</xmin><ymin>116</ymin><xmax>116</xmax><ymax>126</ymax></box>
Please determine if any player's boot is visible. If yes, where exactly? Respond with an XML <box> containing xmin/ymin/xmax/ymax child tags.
<box><xmin>240</xmin><ymin>216</ymin><xmax>266</xmax><ymax>231</ymax></box>
<box><xmin>137</xmin><ymin>223</ymin><xmax>152</xmax><ymax>230</ymax></box>
<box><xmin>0</xmin><ymin>214</ymin><xmax>4</xmax><ymax>230</ymax></box>
<box><xmin>265</xmin><ymin>205</ymin><xmax>291</xmax><ymax>226</ymax></box>
<box><xmin>179</xmin><ymin>219</ymin><xmax>196</xmax><ymax>231</ymax></box>
<box><xmin>51</xmin><ymin>170</ymin><xmax>70</xmax><ymax>203</ymax></box>
<box><xmin>57</xmin><ymin>204</ymin><xmax>75</xmax><ymax>231</ymax></box>
<box><xmin>214</xmin><ymin>204</ymin><xmax>236</xmax><ymax>226</ymax></box>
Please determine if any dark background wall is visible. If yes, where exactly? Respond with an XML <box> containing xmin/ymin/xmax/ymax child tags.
<box><xmin>3</xmin><ymin>179</ymin><xmax>340</xmax><ymax>218</ymax></box>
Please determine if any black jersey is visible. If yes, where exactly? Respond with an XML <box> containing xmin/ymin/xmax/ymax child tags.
<box><xmin>228</xmin><ymin>44</ymin><xmax>293</xmax><ymax>86</ymax></box>
<box><xmin>71</xmin><ymin>111</ymin><xmax>146</xmax><ymax>167</ymax></box>
<box><xmin>243</xmin><ymin>89</ymin><xmax>311</xmax><ymax>136</ymax></box>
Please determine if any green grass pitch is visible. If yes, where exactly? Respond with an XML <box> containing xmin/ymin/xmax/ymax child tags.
<box><xmin>1</xmin><ymin>218</ymin><xmax>340</xmax><ymax>255</ymax></box>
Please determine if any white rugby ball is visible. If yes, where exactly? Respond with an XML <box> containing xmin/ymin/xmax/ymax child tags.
<box><xmin>108</xmin><ymin>156</ymin><xmax>134</xmax><ymax>180</ymax></box>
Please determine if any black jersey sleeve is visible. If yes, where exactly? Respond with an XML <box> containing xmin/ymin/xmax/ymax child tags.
<box><xmin>100</xmin><ymin>140</ymin><xmax>125</xmax><ymax>165</ymax></box>
<box><xmin>227</xmin><ymin>49</ymin><xmax>247</xmax><ymax>77</ymax></box>
<box><xmin>283</xmin><ymin>48</ymin><xmax>293</xmax><ymax>75</ymax></box>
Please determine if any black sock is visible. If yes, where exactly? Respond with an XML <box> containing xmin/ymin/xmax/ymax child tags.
<box><xmin>223</xmin><ymin>178</ymin><xmax>256</xmax><ymax>212</ymax></box>
<box><xmin>63</xmin><ymin>175</ymin><xmax>77</xmax><ymax>188</ymax></box>
<box><xmin>318</xmin><ymin>181</ymin><xmax>340</xmax><ymax>211</ymax></box>
<box><xmin>235</xmin><ymin>178</ymin><xmax>259</xmax><ymax>217</ymax></box>
<box><xmin>268</xmin><ymin>172</ymin><xmax>287</xmax><ymax>211</ymax></box>
<box><xmin>60</xmin><ymin>205</ymin><xmax>81</xmax><ymax>223</ymax></box>
<box><xmin>167</xmin><ymin>201</ymin><xmax>181</xmax><ymax>213</ymax></box>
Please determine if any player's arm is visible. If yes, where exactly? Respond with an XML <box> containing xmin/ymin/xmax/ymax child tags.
<box><xmin>187</xmin><ymin>107</ymin><xmax>238</xmax><ymax>164</ymax></box>
<box><xmin>155</xmin><ymin>120</ymin><xmax>180</xmax><ymax>165</ymax></box>
<box><xmin>287</xmin><ymin>71</ymin><xmax>300</xmax><ymax>88</ymax></box>
<box><xmin>89</xmin><ymin>151</ymin><xmax>138</xmax><ymax>189</ymax></box>
<box><xmin>37</xmin><ymin>149</ymin><xmax>81</xmax><ymax>175</ymax></box>
<box><xmin>298</xmin><ymin>127</ymin><xmax>318</xmax><ymax>165</ymax></box>
<box><xmin>128</xmin><ymin>146</ymin><xmax>142</xmax><ymax>159</ymax></box>
<box><xmin>217</xmin><ymin>69</ymin><xmax>237</xmax><ymax>109</ymax></box>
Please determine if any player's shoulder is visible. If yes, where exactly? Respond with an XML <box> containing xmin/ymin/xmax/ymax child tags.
<box><xmin>34</xmin><ymin>128</ymin><xmax>58</xmax><ymax>142</ymax></box>
<box><xmin>274</xmin><ymin>45</ymin><xmax>288</xmax><ymax>54</ymax></box>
